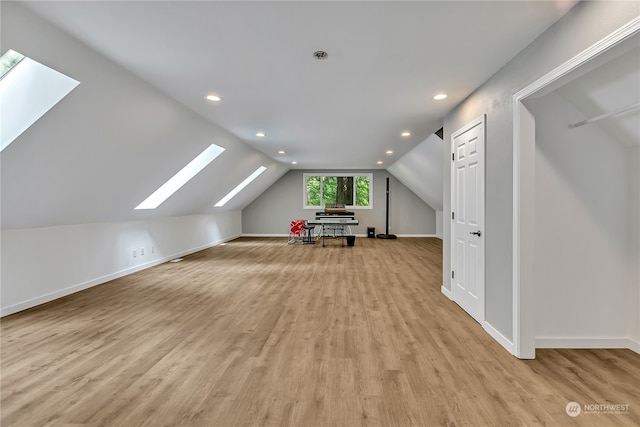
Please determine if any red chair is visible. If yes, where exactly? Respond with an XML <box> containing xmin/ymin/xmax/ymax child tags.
<box><xmin>288</xmin><ymin>219</ymin><xmax>306</xmax><ymax>244</ymax></box>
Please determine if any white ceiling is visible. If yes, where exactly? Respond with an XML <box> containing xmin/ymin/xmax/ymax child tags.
<box><xmin>20</xmin><ymin>0</ymin><xmax>576</xmax><ymax>169</ymax></box>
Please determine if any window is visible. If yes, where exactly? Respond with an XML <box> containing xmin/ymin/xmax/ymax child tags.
<box><xmin>304</xmin><ymin>173</ymin><xmax>372</xmax><ymax>209</ymax></box>
<box><xmin>0</xmin><ymin>49</ymin><xmax>24</xmax><ymax>78</ymax></box>
<box><xmin>0</xmin><ymin>49</ymin><xmax>80</xmax><ymax>151</ymax></box>
<box><xmin>135</xmin><ymin>144</ymin><xmax>225</xmax><ymax>209</ymax></box>
<box><xmin>214</xmin><ymin>166</ymin><xmax>267</xmax><ymax>207</ymax></box>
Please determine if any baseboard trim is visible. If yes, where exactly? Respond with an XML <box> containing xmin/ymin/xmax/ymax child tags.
<box><xmin>440</xmin><ymin>287</ymin><xmax>516</xmax><ymax>357</ymax></box>
<box><xmin>241</xmin><ymin>233</ymin><xmax>288</xmax><ymax>237</ymax></box>
<box><xmin>0</xmin><ymin>235</ymin><xmax>239</xmax><ymax>317</ymax></box>
<box><xmin>241</xmin><ymin>233</ymin><xmax>439</xmax><ymax>238</ymax></box>
<box><xmin>535</xmin><ymin>337</ymin><xmax>632</xmax><ymax>350</ymax></box>
<box><xmin>629</xmin><ymin>338</ymin><xmax>640</xmax><ymax>355</ymax></box>
<box><xmin>484</xmin><ymin>321</ymin><xmax>516</xmax><ymax>356</ymax></box>
<box><xmin>440</xmin><ymin>285</ymin><xmax>453</xmax><ymax>300</ymax></box>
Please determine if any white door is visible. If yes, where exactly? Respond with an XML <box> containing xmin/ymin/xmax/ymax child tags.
<box><xmin>451</xmin><ymin>116</ymin><xmax>485</xmax><ymax>324</ymax></box>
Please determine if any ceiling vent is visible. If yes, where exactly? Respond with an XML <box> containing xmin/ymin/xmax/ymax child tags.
<box><xmin>313</xmin><ymin>51</ymin><xmax>328</xmax><ymax>60</ymax></box>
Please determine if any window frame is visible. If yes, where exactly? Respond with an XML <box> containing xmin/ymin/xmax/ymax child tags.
<box><xmin>303</xmin><ymin>172</ymin><xmax>373</xmax><ymax>209</ymax></box>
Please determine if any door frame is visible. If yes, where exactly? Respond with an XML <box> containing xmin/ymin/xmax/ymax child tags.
<box><xmin>450</xmin><ymin>115</ymin><xmax>486</xmax><ymax>324</ymax></box>
<box><xmin>512</xmin><ymin>17</ymin><xmax>640</xmax><ymax>359</ymax></box>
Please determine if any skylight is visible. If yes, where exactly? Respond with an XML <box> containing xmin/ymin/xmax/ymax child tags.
<box><xmin>214</xmin><ymin>166</ymin><xmax>267</xmax><ymax>207</ymax></box>
<box><xmin>0</xmin><ymin>49</ymin><xmax>24</xmax><ymax>78</ymax></box>
<box><xmin>0</xmin><ymin>49</ymin><xmax>80</xmax><ymax>151</ymax></box>
<box><xmin>135</xmin><ymin>144</ymin><xmax>225</xmax><ymax>209</ymax></box>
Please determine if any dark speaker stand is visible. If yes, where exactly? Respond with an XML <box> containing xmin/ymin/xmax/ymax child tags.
<box><xmin>377</xmin><ymin>177</ymin><xmax>397</xmax><ymax>239</ymax></box>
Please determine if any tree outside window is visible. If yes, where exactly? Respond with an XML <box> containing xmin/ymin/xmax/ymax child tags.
<box><xmin>304</xmin><ymin>173</ymin><xmax>372</xmax><ymax>208</ymax></box>
<box><xmin>0</xmin><ymin>50</ymin><xmax>25</xmax><ymax>79</ymax></box>
<box><xmin>355</xmin><ymin>176</ymin><xmax>370</xmax><ymax>206</ymax></box>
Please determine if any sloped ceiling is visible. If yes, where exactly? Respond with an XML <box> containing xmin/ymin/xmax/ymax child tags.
<box><xmin>16</xmin><ymin>0</ymin><xmax>576</xmax><ymax>169</ymax></box>
<box><xmin>387</xmin><ymin>133</ymin><xmax>444</xmax><ymax>211</ymax></box>
<box><xmin>1</xmin><ymin>1</ymin><xmax>578</xmax><ymax>229</ymax></box>
<box><xmin>1</xmin><ymin>2</ymin><xmax>288</xmax><ymax>229</ymax></box>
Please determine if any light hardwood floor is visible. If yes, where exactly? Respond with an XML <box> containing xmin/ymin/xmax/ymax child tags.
<box><xmin>2</xmin><ymin>237</ymin><xmax>639</xmax><ymax>427</ymax></box>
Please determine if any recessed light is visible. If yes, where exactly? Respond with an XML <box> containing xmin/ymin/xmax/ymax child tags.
<box><xmin>433</xmin><ymin>93</ymin><xmax>447</xmax><ymax>100</ymax></box>
<box><xmin>291</xmin><ymin>161</ymin><xmax>297</xmax><ymax>165</ymax></box>
<box><xmin>386</xmin><ymin>150</ymin><xmax>393</xmax><ymax>155</ymax></box>
<box><xmin>377</xmin><ymin>161</ymin><xmax>383</xmax><ymax>165</ymax></box>
<box><xmin>278</xmin><ymin>150</ymin><xmax>285</xmax><ymax>154</ymax></box>
<box><xmin>256</xmin><ymin>132</ymin><xmax>266</xmax><ymax>137</ymax></box>
<box><xmin>401</xmin><ymin>131</ymin><xmax>411</xmax><ymax>137</ymax></box>
<box><xmin>205</xmin><ymin>95</ymin><xmax>222</xmax><ymax>102</ymax></box>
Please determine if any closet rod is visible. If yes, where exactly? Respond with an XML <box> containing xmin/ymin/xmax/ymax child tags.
<box><xmin>569</xmin><ymin>102</ymin><xmax>640</xmax><ymax>128</ymax></box>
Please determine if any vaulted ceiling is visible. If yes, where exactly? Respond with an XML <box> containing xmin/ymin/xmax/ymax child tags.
<box><xmin>2</xmin><ymin>1</ymin><xmax>582</xmax><ymax>229</ymax></box>
<box><xmin>17</xmin><ymin>0</ymin><xmax>576</xmax><ymax>169</ymax></box>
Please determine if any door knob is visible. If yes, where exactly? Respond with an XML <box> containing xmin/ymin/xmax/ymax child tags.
<box><xmin>470</xmin><ymin>231</ymin><xmax>482</xmax><ymax>237</ymax></box>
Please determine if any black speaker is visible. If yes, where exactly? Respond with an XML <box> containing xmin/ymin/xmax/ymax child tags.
<box><xmin>377</xmin><ymin>177</ymin><xmax>397</xmax><ymax>239</ymax></box>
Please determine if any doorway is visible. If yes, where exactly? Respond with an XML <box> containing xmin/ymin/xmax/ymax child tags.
<box><xmin>451</xmin><ymin>115</ymin><xmax>486</xmax><ymax>324</ymax></box>
<box><xmin>513</xmin><ymin>20</ymin><xmax>640</xmax><ymax>358</ymax></box>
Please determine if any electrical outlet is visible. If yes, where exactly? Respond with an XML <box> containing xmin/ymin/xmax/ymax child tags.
<box><xmin>133</xmin><ymin>250</ymin><xmax>137</xmax><ymax>258</ymax></box>
<box><xmin>141</xmin><ymin>248</ymin><xmax>144</xmax><ymax>256</ymax></box>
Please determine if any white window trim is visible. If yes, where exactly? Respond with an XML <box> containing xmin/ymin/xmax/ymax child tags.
<box><xmin>303</xmin><ymin>172</ymin><xmax>373</xmax><ymax>210</ymax></box>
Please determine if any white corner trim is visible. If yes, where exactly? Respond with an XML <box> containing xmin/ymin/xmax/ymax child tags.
<box><xmin>441</xmin><ymin>285</ymin><xmax>453</xmax><ymax>300</ymax></box>
<box><xmin>629</xmin><ymin>338</ymin><xmax>640</xmax><ymax>355</ymax></box>
<box><xmin>484</xmin><ymin>321</ymin><xmax>516</xmax><ymax>356</ymax></box>
<box><xmin>536</xmin><ymin>337</ymin><xmax>631</xmax><ymax>350</ymax></box>
<box><xmin>513</xmin><ymin>16</ymin><xmax>640</xmax><ymax>101</ymax></box>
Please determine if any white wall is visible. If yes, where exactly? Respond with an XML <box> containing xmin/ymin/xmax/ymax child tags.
<box><xmin>242</xmin><ymin>170</ymin><xmax>436</xmax><ymax>236</ymax></box>
<box><xmin>1</xmin><ymin>4</ymin><xmax>288</xmax><ymax>318</ymax></box>
<box><xmin>1</xmin><ymin>2</ymin><xmax>288</xmax><ymax>229</ymax></box>
<box><xmin>435</xmin><ymin>211</ymin><xmax>443</xmax><ymax>239</ymax></box>
<box><xmin>1</xmin><ymin>212</ymin><xmax>241</xmax><ymax>316</ymax></box>
<box><xmin>442</xmin><ymin>1</ymin><xmax>639</xmax><ymax>345</ymax></box>
<box><xmin>387</xmin><ymin>133</ymin><xmax>444</xmax><ymax>212</ymax></box>
<box><xmin>528</xmin><ymin>92</ymin><xmax>636</xmax><ymax>347</ymax></box>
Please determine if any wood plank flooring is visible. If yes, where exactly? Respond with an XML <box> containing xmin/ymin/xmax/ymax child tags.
<box><xmin>2</xmin><ymin>237</ymin><xmax>639</xmax><ymax>426</ymax></box>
